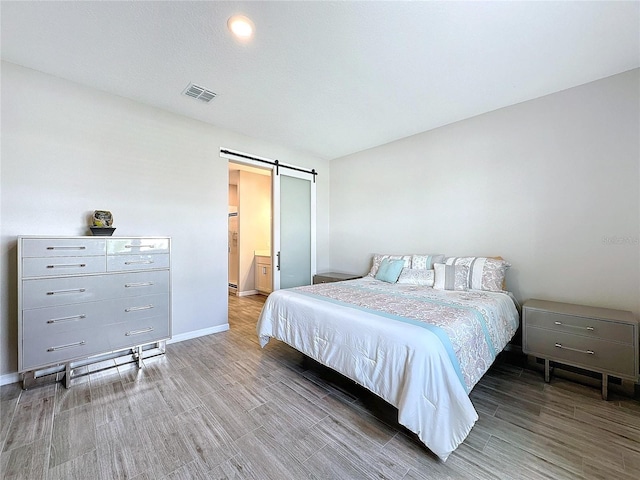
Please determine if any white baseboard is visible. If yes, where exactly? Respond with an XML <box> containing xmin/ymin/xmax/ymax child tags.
<box><xmin>167</xmin><ymin>323</ymin><xmax>230</xmax><ymax>344</ymax></box>
<box><xmin>238</xmin><ymin>290</ymin><xmax>259</xmax><ymax>297</ymax></box>
<box><xmin>1</xmin><ymin>372</ymin><xmax>21</xmax><ymax>386</ymax></box>
<box><xmin>0</xmin><ymin>324</ymin><xmax>231</xmax><ymax>386</ymax></box>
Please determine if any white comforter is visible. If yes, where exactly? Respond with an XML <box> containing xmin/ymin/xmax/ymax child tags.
<box><xmin>256</xmin><ymin>278</ymin><xmax>519</xmax><ymax>461</ymax></box>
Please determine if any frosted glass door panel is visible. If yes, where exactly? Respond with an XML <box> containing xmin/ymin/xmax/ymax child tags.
<box><xmin>280</xmin><ymin>175</ymin><xmax>311</xmax><ymax>289</ymax></box>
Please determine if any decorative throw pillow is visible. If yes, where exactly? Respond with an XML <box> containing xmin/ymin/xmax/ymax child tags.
<box><xmin>368</xmin><ymin>254</ymin><xmax>412</xmax><ymax>277</ymax></box>
<box><xmin>411</xmin><ymin>254</ymin><xmax>445</xmax><ymax>270</ymax></box>
<box><xmin>433</xmin><ymin>263</ymin><xmax>469</xmax><ymax>291</ymax></box>
<box><xmin>374</xmin><ymin>258</ymin><xmax>405</xmax><ymax>283</ymax></box>
<box><xmin>397</xmin><ymin>268</ymin><xmax>435</xmax><ymax>287</ymax></box>
<box><xmin>444</xmin><ymin>256</ymin><xmax>510</xmax><ymax>291</ymax></box>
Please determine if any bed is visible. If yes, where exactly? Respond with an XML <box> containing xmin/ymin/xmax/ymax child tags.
<box><xmin>256</xmin><ymin>255</ymin><xmax>519</xmax><ymax>461</ymax></box>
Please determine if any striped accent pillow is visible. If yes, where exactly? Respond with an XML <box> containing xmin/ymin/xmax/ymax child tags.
<box><xmin>433</xmin><ymin>263</ymin><xmax>468</xmax><ymax>291</ymax></box>
<box><xmin>444</xmin><ymin>257</ymin><xmax>510</xmax><ymax>291</ymax></box>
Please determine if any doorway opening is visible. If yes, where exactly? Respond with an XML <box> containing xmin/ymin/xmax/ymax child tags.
<box><xmin>228</xmin><ymin>162</ymin><xmax>272</xmax><ymax>297</ymax></box>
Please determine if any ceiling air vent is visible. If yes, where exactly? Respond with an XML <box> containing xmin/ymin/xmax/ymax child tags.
<box><xmin>183</xmin><ymin>83</ymin><xmax>217</xmax><ymax>103</ymax></box>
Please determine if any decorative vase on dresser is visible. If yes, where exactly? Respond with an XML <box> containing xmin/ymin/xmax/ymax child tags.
<box><xmin>18</xmin><ymin>236</ymin><xmax>171</xmax><ymax>388</ymax></box>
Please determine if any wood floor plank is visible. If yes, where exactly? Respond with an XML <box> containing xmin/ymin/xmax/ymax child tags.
<box><xmin>199</xmin><ymin>390</ymin><xmax>263</xmax><ymax>442</ymax></box>
<box><xmin>2</xmin><ymin>393</ymin><xmax>54</xmax><ymax>453</ymax></box>
<box><xmin>48</xmin><ymin>449</ymin><xmax>100</xmax><ymax>480</ymax></box>
<box><xmin>90</xmin><ymin>379</ymin><xmax>133</xmax><ymax>426</ymax></box>
<box><xmin>177</xmin><ymin>405</ymin><xmax>239</xmax><ymax>471</ymax></box>
<box><xmin>233</xmin><ymin>427</ymin><xmax>313</xmax><ymax>479</ymax></box>
<box><xmin>481</xmin><ymin>435</ymin><xmax>582</xmax><ymax>480</ymax></box>
<box><xmin>49</xmin><ymin>403</ymin><xmax>97</xmax><ymax>468</ymax></box>
<box><xmin>249</xmin><ymin>401</ymin><xmax>328</xmax><ymax>463</ymax></box>
<box><xmin>54</xmin><ymin>376</ymin><xmax>91</xmax><ymax>414</ymax></box>
<box><xmin>0</xmin><ymin>437</ymin><xmax>49</xmax><ymax>480</ymax></box>
<box><xmin>477</xmin><ymin>411</ymin><xmax>585</xmax><ymax>476</ymax></box>
<box><xmin>314</xmin><ymin>392</ymin><xmax>397</xmax><ymax>447</ymax></box>
<box><xmin>312</xmin><ymin>414</ymin><xmax>409</xmax><ymax>480</ymax></box>
<box><xmin>303</xmin><ymin>442</ymin><xmax>378</xmax><ymax>479</ymax></box>
<box><xmin>95</xmin><ymin>414</ymin><xmax>153</xmax><ymax>479</ymax></box>
<box><xmin>207</xmin><ymin>454</ymin><xmax>263</xmax><ymax>479</ymax></box>
<box><xmin>136</xmin><ymin>411</ymin><xmax>195</xmax><ymax>478</ymax></box>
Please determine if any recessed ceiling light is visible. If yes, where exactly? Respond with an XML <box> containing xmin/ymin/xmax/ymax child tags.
<box><xmin>227</xmin><ymin>15</ymin><xmax>254</xmax><ymax>40</ymax></box>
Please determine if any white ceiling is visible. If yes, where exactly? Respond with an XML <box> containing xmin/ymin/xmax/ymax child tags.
<box><xmin>2</xmin><ymin>1</ymin><xmax>639</xmax><ymax>160</ymax></box>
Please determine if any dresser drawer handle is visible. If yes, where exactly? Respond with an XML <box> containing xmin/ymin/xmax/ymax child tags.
<box><xmin>124</xmin><ymin>282</ymin><xmax>154</xmax><ymax>288</ymax></box>
<box><xmin>554</xmin><ymin>321</ymin><xmax>594</xmax><ymax>331</ymax></box>
<box><xmin>555</xmin><ymin>343</ymin><xmax>594</xmax><ymax>355</ymax></box>
<box><xmin>125</xmin><ymin>244</ymin><xmax>156</xmax><ymax>249</ymax></box>
<box><xmin>125</xmin><ymin>327</ymin><xmax>154</xmax><ymax>336</ymax></box>
<box><xmin>125</xmin><ymin>304</ymin><xmax>154</xmax><ymax>312</ymax></box>
<box><xmin>47</xmin><ymin>340</ymin><xmax>85</xmax><ymax>352</ymax></box>
<box><xmin>47</xmin><ymin>314</ymin><xmax>86</xmax><ymax>324</ymax></box>
<box><xmin>46</xmin><ymin>288</ymin><xmax>86</xmax><ymax>295</ymax></box>
<box><xmin>46</xmin><ymin>246</ymin><xmax>87</xmax><ymax>250</ymax></box>
<box><xmin>46</xmin><ymin>263</ymin><xmax>86</xmax><ymax>269</ymax></box>
<box><xmin>124</xmin><ymin>260</ymin><xmax>154</xmax><ymax>265</ymax></box>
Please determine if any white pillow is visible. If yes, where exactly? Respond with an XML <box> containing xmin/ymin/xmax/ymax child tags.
<box><xmin>397</xmin><ymin>268</ymin><xmax>435</xmax><ymax>286</ymax></box>
<box><xmin>433</xmin><ymin>263</ymin><xmax>468</xmax><ymax>291</ymax></box>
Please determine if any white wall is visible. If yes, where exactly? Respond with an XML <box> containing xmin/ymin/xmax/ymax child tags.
<box><xmin>330</xmin><ymin>69</ymin><xmax>640</xmax><ymax>318</ymax></box>
<box><xmin>0</xmin><ymin>62</ymin><xmax>330</xmax><ymax>379</ymax></box>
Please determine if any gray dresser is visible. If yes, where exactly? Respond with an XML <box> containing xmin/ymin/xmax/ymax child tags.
<box><xmin>522</xmin><ymin>298</ymin><xmax>638</xmax><ymax>399</ymax></box>
<box><xmin>18</xmin><ymin>236</ymin><xmax>171</xmax><ymax>387</ymax></box>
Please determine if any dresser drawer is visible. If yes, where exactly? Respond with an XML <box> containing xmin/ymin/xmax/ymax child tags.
<box><xmin>22</xmin><ymin>291</ymin><xmax>168</xmax><ymax>335</ymax></box>
<box><xmin>109</xmin><ymin>270</ymin><xmax>170</xmax><ymax>297</ymax></box>
<box><xmin>22</xmin><ymin>328</ymin><xmax>110</xmax><ymax>371</ymax></box>
<box><xmin>107</xmin><ymin>314</ymin><xmax>170</xmax><ymax>352</ymax></box>
<box><xmin>22</xmin><ymin>255</ymin><xmax>106</xmax><ymax>278</ymax></box>
<box><xmin>524</xmin><ymin>309</ymin><xmax>634</xmax><ymax>344</ymax></box>
<box><xmin>107</xmin><ymin>238</ymin><xmax>169</xmax><ymax>255</ymax></box>
<box><xmin>21</xmin><ymin>238</ymin><xmax>106</xmax><ymax>257</ymax></box>
<box><xmin>107</xmin><ymin>253</ymin><xmax>170</xmax><ymax>272</ymax></box>
<box><xmin>22</xmin><ymin>271</ymin><xmax>170</xmax><ymax>309</ymax></box>
<box><xmin>525</xmin><ymin>326</ymin><xmax>636</xmax><ymax>378</ymax></box>
<box><xmin>118</xmin><ymin>293</ymin><xmax>169</xmax><ymax>322</ymax></box>
<box><xmin>23</xmin><ymin>275</ymin><xmax>110</xmax><ymax>309</ymax></box>
<box><xmin>23</xmin><ymin>301</ymin><xmax>111</xmax><ymax>336</ymax></box>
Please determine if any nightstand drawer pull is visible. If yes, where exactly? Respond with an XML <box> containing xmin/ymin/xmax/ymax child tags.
<box><xmin>124</xmin><ymin>282</ymin><xmax>154</xmax><ymax>288</ymax></box>
<box><xmin>47</xmin><ymin>340</ymin><xmax>85</xmax><ymax>352</ymax></box>
<box><xmin>554</xmin><ymin>321</ymin><xmax>594</xmax><ymax>331</ymax></box>
<box><xmin>46</xmin><ymin>246</ymin><xmax>86</xmax><ymax>250</ymax></box>
<box><xmin>125</xmin><ymin>244</ymin><xmax>155</xmax><ymax>249</ymax></box>
<box><xmin>126</xmin><ymin>327</ymin><xmax>154</xmax><ymax>336</ymax></box>
<box><xmin>555</xmin><ymin>343</ymin><xmax>594</xmax><ymax>355</ymax></box>
<box><xmin>46</xmin><ymin>288</ymin><xmax>86</xmax><ymax>295</ymax></box>
<box><xmin>125</xmin><ymin>304</ymin><xmax>154</xmax><ymax>312</ymax></box>
<box><xmin>46</xmin><ymin>263</ymin><xmax>86</xmax><ymax>269</ymax></box>
<box><xmin>47</xmin><ymin>314</ymin><xmax>86</xmax><ymax>324</ymax></box>
<box><xmin>124</xmin><ymin>260</ymin><xmax>154</xmax><ymax>265</ymax></box>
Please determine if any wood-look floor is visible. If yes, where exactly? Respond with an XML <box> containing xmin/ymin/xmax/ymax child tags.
<box><xmin>2</xmin><ymin>293</ymin><xmax>639</xmax><ymax>479</ymax></box>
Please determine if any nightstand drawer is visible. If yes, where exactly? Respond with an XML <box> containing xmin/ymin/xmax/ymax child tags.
<box><xmin>524</xmin><ymin>309</ymin><xmax>634</xmax><ymax>344</ymax></box>
<box><xmin>525</xmin><ymin>326</ymin><xmax>636</xmax><ymax>377</ymax></box>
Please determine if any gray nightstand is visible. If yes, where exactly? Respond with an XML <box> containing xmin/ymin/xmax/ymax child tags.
<box><xmin>313</xmin><ymin>272</ymin><xmax>361</xmax><ymax>284</ymax></box>
<box><xmin>522</xmin><ymin>299</ymin><xmax>638</xmax><ymax>399</ymax></box>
